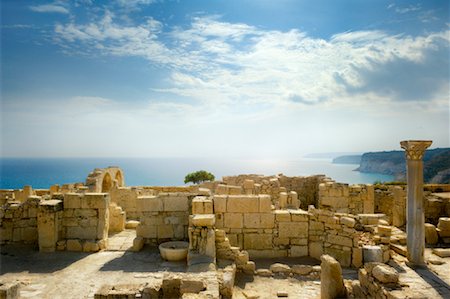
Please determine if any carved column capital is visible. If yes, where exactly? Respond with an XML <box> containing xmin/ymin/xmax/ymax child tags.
<box><xmin>400</xmin><ymin>140</ymin><xmax>432</xmax><ymax>161</ymax></box>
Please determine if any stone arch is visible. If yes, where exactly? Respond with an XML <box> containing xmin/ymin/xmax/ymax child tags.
<box><xmin>114</xmin><ymin>170</ymin><xmax>124</xmax><ymax>187</ymax></box>
<box><xmin>102</xmin><ymin>172</ymin><xmax>113</xmax><ymax>193</ymax></box>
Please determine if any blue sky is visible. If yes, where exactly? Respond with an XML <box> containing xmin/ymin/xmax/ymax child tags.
<box><xmin>1</xmin><ymin>0</ymin><xmax>449</xmax><ymax>158</ymax></box>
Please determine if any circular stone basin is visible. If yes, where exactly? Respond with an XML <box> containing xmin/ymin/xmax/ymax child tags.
<box><xmin>159</xmin><ymin>241</ymin><xmax>189</xmax><ymax>262</ymax></box>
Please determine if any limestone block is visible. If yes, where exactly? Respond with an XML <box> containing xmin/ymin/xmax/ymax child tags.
<box><xmin>320</xmin><ymin>255</ymin><xmax>346</xmax><ymax>299</ymax></box>
<box><xmin>227</xmin><ymin>196</ymin><xmax>259</xmax><ymax>213</ymax></box>
<box><xmin>270</xmin><ymin>263</ymin><xmax>291</xmax><ymax>275</ymax></box>
<box><xmin>132</xmin><ymin>237</ymin><xmax>144</xmax><ymax>251</ymax></box>
<box><xmin>97</xmin><ymin>208</ymin><xmax>109</xmax><ymax>240</ymax></box>
<box><xmin>82</xmin><ymin>193</ymin><xmax>109</xmax><ymax>209</ymax></box>
<box><xmin>340</xmin><ymin>217</ymin><xmax>356</xmax><ymax>228</ymax></box>
<box><xmin>327</xmin><ymin>235</ymin><xmax>353</xmax><ymax>247</ymax></box>
<box><xmin>244</xmin><ymin>234</ymin><xmax>272</xmax><ymax>250</ymax></box>
<box><xmin>180</xmin><ymin>279</ymin><xmax>206</xmax><ymax>294</ymax></box>
<box><xmin>260</xmin><ymin>213</ymin><xmax>275</xmax><ymax>228</ymax></box>
<box><xmin>224</xmin><ymin>213</ymin><xmax>243</xmax><ymax>228</ymax></box>
<box><xmin>247</xmin><ymin>249</ymin><xmax>287</xmax><ymax>259</ymax></box>
<box><xmin>377</xmin><ymin>225</ymin><xmax>392</xmax><ymax>237</ymax></box>
<box><xmin>22</xmin><ymin>227</ymin><xmax>37</xmax><ymax>242</ymax></box>
<box><xmin>192</xmin><ymin>196</ymin><xmax>213</xmax><ymax>214</ymax></box>
<box><xmin>308</xmin><ymin>242</ymin><xmax>323</xmax><ymax>259</ymax></box>
<box><xmin>243</xmin><ymin>213</ymin><xmax>260</xmax><ymax>228</ymax></box>
<box><xmin>163</xmin><ymin>195</ymin><xmax>188</xmax><ymax>212</ymax></box>
<box><xmin>64</xmin><ymin>193</ymin><xmax>82</xmax><ymax>209</ymax></box>
<box><xmin>74</xmin><ymin>209</ymin><xmax>97</xmax><ymax>217</ymax></box>
<box><xmin>259</xmin><ymin>195</ymin><xmax>272</xmax><ymax>212</ymax></box>
<box><xmin>137</xmin><ymin>196</ymin><xmax>163</xmax><ymax>212</ymax></box>
<box><xmin>278</xmin><ymin>222</ymin><xmax>308</xmax><ymax>238</ymax></box>
<box><xmin>372</xmin><ymin>264</ymin><xmax>399</xmax><ymax>284</ymax></box>
<box><xmin>190</xmin><ymin>214</ymin><xmax>215</xmax><ymax>227</ymax></box>
<box><xmin>158</xmin><ymin>225</ymin><xmax>174</xmax><ymax>239</ymax></box>
<box><xmin>83</xmin><ymin>240</ymin><xmax>100</xmax><ymax>252</ymax></box>
<box><xmin>228</xmin><ymin>185</ymin><xmax>242</xmax><ymax>195</ymax></box>
<box><xmin>290</xmin><ymin>210</ymin><xmax>309</xmax><ymax>222</ymax></box>
<box><xmin>275</xmin><ymin>210</ymin><xmax>290</xmax><ymax>222</ymax></box>
<box><xmin>352</xmin><ymin>247</ymin><xmax>363</xmax><ymax>268</ymax></box>
<box><xmin>0</xmin><ymin>281</ymin><xmax>20</xmax><ymax>299</ymax></box>
<box><xmin>289</xmin><ymin>191</ymin><xmax>299</xmax><ymax>208</ymax></box>
<box><xmin>213</xmin><ymin>195</ymin><xmax>227</xmax><ymax>213</ymax></box>
<box><xmin>364</xmin><ymin>184</ymin><xmax>375</xmax><ymax>214</ymax></box>
<box><xmin>274</xmin><ymin>237</ymin><xmax>289</xmax><ymax>246</ymax></box>
<box><xmin>363</xmin><ymin>245</ymin><xmax>383</xmax><ymax>263</ymax></box>
<box><xmin>290</xmin><ymin>238</ymin><xmax>308</xmax><ymax>246</ymax></box>
<box><xmin>242</xmin><ymin>261</ymin><xmax>256</xmax><ymax>275</ymax></box>
<box><xmin>309</xmin><ymin>221</ymin><xmax>324</xmax><ymax>231</ymax></box>
<box><xmin>289</xmin><ymin>245</ymin><xmax>308</xmax><ymax>257</ymax></box>
<box><xmin>279</xmin><ymin>192</ymin><xmax>288</xmax><ymax>209</ymax></box>
<box><xmin>437</xmin><ymin>217</ymin><xmax>450</xmax><ymax>237</ymax></box>
<box><xmin>424</xmin><ymin>223</ymin><xmax>439</xmax><ymax>245</ymax></box>
<box><xmin>66</xmin><ymin>226</ymin><xmax>97</xmax><ymax>239</ymax></box>
<box><xmin>136</xmin><ymin>225</ymin><xmax>157</xmax><ymax>238</ymax></box>
<box><xmin>324</xmin><ymin>247</ymin><xmax>352</xmax><ymax>268</ymax></box>
<box><xmin>66</xmin><ymin>239</ymin><xmax>83</xmax><ymax>251</ymax></box>
<box><xmin>215</xmin><ymin>184</ymin><xmax>228</xmax><ymax>195</ymax></box>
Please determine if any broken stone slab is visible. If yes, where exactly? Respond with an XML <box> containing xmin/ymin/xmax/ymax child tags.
<box><xmin>242</xmin><ymin>290</ymin><xmax>259</xmax><ymax>299</ymax></box>
<box><xmin>179</xmin><ymin>279</ymin><xmax>206</xmax><ymax>294</ymax></box>
<box><xmin>269</xmin><ymin>263</ymin><xmax>291</xmax><ymax>275</ymax></box>
<box><xmin>320</xmin><ymin>255</ymin><xmax>346</xmax><ymax>299</ymax></box>
<box><xmin>340</xmin><ymin>217</ymin><xmax>356</xmax><ymax>228</ymax></box>
<box><xmin>125</xmin><ymin>220</ymin><xmax>140</xmax><ymax>229</ymax></box>
<box><xmin>190</xmin><ymin>214</ymin><xmax>215</xmax><ymax>227</ymax></box>
<box><xmin>255</xmin><ymin>269</ymin><xmax>272</xmax><ymax>277</ymax></box>
<box><xmin>363</xmin><ymin>245</ymin><xmax>383</xmax><ymax>263</ymax></box>
<box><xmin>372</xmin><ymin>264</ymin><xmax>399</xmax><ymax>284</ymax></box>
<box><xmin>0</xmin><ymin>281</ymin><xmax>20</xmax><ymax>299</ymax></box>
<box><xmin>291</xmin><ymin>265</ymin><xmax>313</xmax><ymax>275</ymax></box>
<box><xmin>277</xmin><ymin>290</ymin><xmax>289</xmax><ymax>297</ymax></box>
<box><xmin>432</xmin><ymin>248</ymin><xmax>450</xmax><ymax>258</ymax></box>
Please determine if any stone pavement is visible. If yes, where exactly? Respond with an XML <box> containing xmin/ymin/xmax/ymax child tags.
<box><xmin>107</xmin><ymin>229</ymin><xmax>136</xmax><ymax>251</ymax></box>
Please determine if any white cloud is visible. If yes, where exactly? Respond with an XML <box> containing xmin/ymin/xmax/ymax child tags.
<box><xmin>30</xmin><ymin>4</ymin><xmax>69</xmax><ymax>14</ymax></box>
<box><xmin>52</xmin><ymin>15</ymin><xmax>449</xmax><ymax>111</ymax></box>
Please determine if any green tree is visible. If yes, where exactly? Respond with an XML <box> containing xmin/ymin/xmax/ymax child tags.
<box><xmin>184</xmin><ymin>170</ymin><xmax>215</xmax><ymax>184</ymax></box>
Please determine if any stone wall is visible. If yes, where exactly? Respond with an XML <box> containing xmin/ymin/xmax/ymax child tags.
<box><xmin>308</xmin><ymin>207</ymin><xmax>363</xmax><ymax>268</ymax></box>
<box><xmin>135</xmin><ymin>193</ymin><xmax>191</xmax><ymax>244</ymax></box>
<box><xmin>318</xmin><ymin>182</ymin><xmax>375</xmax><ymax>215</ymax></box>
<box><xmin>57</xmin><ymin>193</ymin><xmax>110</xmax><ymax>251</ymax></box>
<box><xmin>0</xmin><ymin>196</ymin><xmax>40</xmax><ymax>244</ymax></box>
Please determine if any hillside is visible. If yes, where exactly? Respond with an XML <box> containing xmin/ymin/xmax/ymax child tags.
<box><xmin>355</xmin><ymin>148</ymin><xmax>450</xmax><ymax>183</ymax></box>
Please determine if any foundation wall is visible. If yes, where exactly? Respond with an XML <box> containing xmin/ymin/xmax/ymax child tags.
<box><xmin>135</xmin><ymin>193</ymin><xmax>191</xmax><ymax>244</ymax></box>
<box><xmin>0</xmin><ymin>196</ymin><xmax>40</xmax><ymax>244</ymax></box>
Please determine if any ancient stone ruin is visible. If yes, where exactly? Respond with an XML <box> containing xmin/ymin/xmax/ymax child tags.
<box><xmin>1</xmin><ymin>141</ymin><xmax>450</xmax><ymax>298</ymax></box>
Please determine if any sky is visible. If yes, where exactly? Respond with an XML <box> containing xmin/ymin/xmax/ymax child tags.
<box><xmin>1</xmin><ymin>0</ymin><xmax>449</xmax><ymax>158</ymax></box>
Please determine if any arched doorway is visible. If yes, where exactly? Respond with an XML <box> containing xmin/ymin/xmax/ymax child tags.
<box><xmin>101</xmin><ymin>173</ymin><xmax>113</xmax><ymax>192</ymax></box>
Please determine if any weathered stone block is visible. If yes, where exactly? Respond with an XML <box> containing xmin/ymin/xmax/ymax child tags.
<box><xmin>227</xmin><ymin>196</ymin><xmax>259</xmax><ymax>213</ymax></box>
<box><xmin>290</xmin><ymin>210</ymin><xmax>309</xmax><ymax>222</ymax></box>
<box><xmin>259</xmin><ymin>195</ymin><xmax>272</xmax><ymax>212</ymax></box>
<box><xmin>363</xmin><ymin>245</ymin><xmax>383</xmax><ymax>263</ymax></box>
<box><xmin>324</xmin><ymin>247</ymin><xmax>352</xmax><ymax>268</ymax></box>
<box><xmin>136</xmin><ymin>225</ymin><xmax>157</xmax><ymax>238</ymax></box>
<box><xmin>244</xmin><ymin>234</ymin><xmax>272</xmax><ymax>250</ymax></box>
<box><xmin>278</xmin><ymin>222</ymin><xmax>308</xmax><ymax>238</ymax></box>
<box><xmin>158</xmin><ymin>225</ymin><xmax>174</xmax><ymax>239</ymax></box>
<box><xmin>66</xmin><ymin>226</ymin><xmax>97</xmax><ymax>239</ymax></box>
<box><xmin>340</xmin><ymin>217</ymin><xmax>356</xmax><ymax>228</ymax></box>
<box><xmin>224</xmin><ymin>213</ymin><xmax>243</xmax><ymax>228</ymax></box>
<box><xmin>66</xmin><ymin>239</ymin><xmax>82</xmax><ymax>251</ymax></box>
<box><xmin>260</xmin><ymin>213</ymin><xmax>275</xmax><ymax>228</ymax></box>
<box><xmin>327</xmin><ymin>235</ymin><xmax>353</xmax><ymax>247</ymax></box>
<box><xmin>425</xmin><ymin>223</ymin><xmax>439</xmax><ymax>245</ymax></box>
<box><xmin>64</xmin><ymin>193</ymin><xmax>82</xmax><ymax>209</ymax></box>
<box><xmin>243</xmin><ymin>213</ymin><xmax>259</xmax><ymax>228</ymax></box>
<box><xmin>289</xmin><ymin>245</ymin><xmax>308</xmax><ymax>257</ymax></box>
<box><xmin>192</xmin><ymin>196</ymin><xmax>213</xmax><ymax>214</ymax></box>
<box><xmin>320</xmin><ymin>255</ymin><xmax>346</xmax><ymax>299</ymax></box>
<box><xmin>163</xmin><ymin>195</ymin><xmax>188</xmax><ymax>212</ymax></box>
<box><xmin>352</xmin><ymin>247</ymin><xmax>363</xmax><ymax>268</ymax></box>
<box><xmin>137</xmin><ymin>196</ymin><xmax>163</xmax><ymax>212</ymax></box>
<box><xmin>82</xmin><ymin>193</ymin><xmax>109</xmax><ymax>209</ymax></box>
<box><xmin>213</xmin><ymin>195</ymin><xmax>227</xmax><ymax>213</ymax></box>
<box><xmin>190</xmin><ymin>214</ymin><xmax>215</xmax><ymax>227</ymax></box>
<box><xmin>275</xmin><ymin>210</ymin><xmax>290</xmax><ymax>222</ymax></box>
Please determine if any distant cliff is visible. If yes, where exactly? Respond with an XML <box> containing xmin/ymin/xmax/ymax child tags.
<box><xmin>356</xmin><ymin>148</ymin><xmax>450</xmax><ymax>183</ymax></box>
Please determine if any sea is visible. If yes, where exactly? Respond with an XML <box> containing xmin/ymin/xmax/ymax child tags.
<box><xmin>0</xmin><ymin>158</ymin><xmax>394</xmax><ymax>189</ymax></box>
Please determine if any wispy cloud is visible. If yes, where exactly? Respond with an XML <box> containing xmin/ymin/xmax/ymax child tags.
<box><xmin>52</xmin><ymin>14</ymin><xmax>450</xmax><ymax>109</ymax></box>
<box><xmin>30</xmin><ymin>4</ymin><xmax>69</xmax><ymax>14</ymax></box>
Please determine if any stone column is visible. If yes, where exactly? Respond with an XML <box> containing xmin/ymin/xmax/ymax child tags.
<box><xmin>400</xmin><ymin>140</ymin><xmax>432</xmax><ymax>266</ymax></box>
